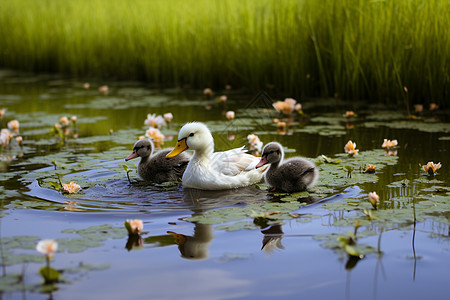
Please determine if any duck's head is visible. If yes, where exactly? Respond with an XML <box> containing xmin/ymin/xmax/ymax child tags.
<box><xmin>125</xmin><ymin>139</ymin><xmax>153</xmax><ymax>161</ymax></box>
<box><xmin>166</xmin><ymin>122</ymin><xmax>213</xmax><ymax>158</ymax></box>
<box><xmin>256</xmin><ymin>142</ymin><xmax>284</xmax><ymax>168</ymax></box>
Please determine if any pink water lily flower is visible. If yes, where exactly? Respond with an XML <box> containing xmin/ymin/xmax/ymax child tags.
<box><xmin>99</xmin><ymin>85</ymin><xmax>109</xmax><ymax>95</ymax></box>
<box><xmin>163</xmin><ymin>113</ymin><xmax>173</xmax><ymax>123</ymax></box>
<box><xmin>7</xmin><ymin>120</ymin><xmax>19</xmax><ymax>132</ymax></box>
<box><xmin>219</xmin><ymin>95</ymin><xmax>227</xmax><ymax>103</ymax></box>
<box><xmin>368</xmin><ymin>192</ymin><xmax>379</xmax><ymax>208</ymax></box>
<box><xmin>62</xmin><ymin>182</ymin><xmax>81</xmax><ymax>194</ymax></box>
<box><xmin>36</xmin><ymin>239</ymin><xmax>58</xmax><ymax>258</ymax></box>
<box><xmin>59</xmin><ymin>116</ymin><xmax>69</xmax><ymax>126</ymax></box>
<box><xmin>344</xmin><ymin>140</ymin><xmax>359</xmax><ymax>156</ymax></box>
<box><xmin>225</xmin><ymin>111</ymin><xmax>235</xmax><ymax>120</ymax></box>
<box><xmin>364</xmin><ymin>164</ymin><xmax>376</xmax><ymax>173</ymax></box>
<box><xmin>343</xmin><ymin>111</ymin><xmax>356</xmax><ymax>118</ymax></box>
<box><xmin>0</xmin><ymin>129</ymin><xmax>12</xmax><ymax>147</ymax></box>
<box><xmin>422</xmin><ymin>161</ymin><xmax>441</xmax><ymax>175</ymax></box>
<box><xmin>15</xmin><ymin>136</ymin><xmax>23</xmax><ymax>147</ymax></box>
<box><xmin>145</xmin><ymin>127</ymin><xmax>164</xmax><ymax>146</ymax></box>
<box><xmin>144</xmin><ymin>113</ymin><xmax>166</xmax><ymax>128</ymax></box>
<box><xmin>382</xmin><ymin>139</ymin><xmax>398</xmax><ymax>149</ymax></box>
<box><xmin>273</xmin><ymin>98</ymin><xmax>298</xmax><ymax>115</ymax></box>
<box><xmin>125</xmin><ymin>219</ymin><xmax>143</xmax><ymax>235</ymax></box>
<box><xmin>203</xmin><ymin>88</ymin><xmax>213</xmax><ymax>96</ymax></box>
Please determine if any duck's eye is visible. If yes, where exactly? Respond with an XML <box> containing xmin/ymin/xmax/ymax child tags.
<box><xmin>189</xmin><ymin>133</ymin><xmax>194</xmax><ymax>137</ymax></box>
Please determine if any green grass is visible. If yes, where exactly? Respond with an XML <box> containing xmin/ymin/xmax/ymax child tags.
<box><xmin>0</xmin><ymin>0</ymin><xmax>448</xmax><ymax>106</ymax></box>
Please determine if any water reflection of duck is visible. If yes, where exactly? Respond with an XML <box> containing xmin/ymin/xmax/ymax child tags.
<box><xmin>125</xmin><ymin>138</ymin><xmax>190</xmax><ymax>183</ymax></box>
<box><xmin>256</xmin><ymin>142</ymin><xmax>319</xmax><ymax>193</ymax></box>
<box><xmin>183</xmin><ymin>186</ymin><xmax>268</xmax><ymax>211</ymax></box>
<box><xmin>168</xmin><ymin>223</ymin><xmax>214</xmax><ymax>260</ymax></box>
<box><xmin>261</xmin><ymin>224</ymin><xmax>285</xmax><ymax>254</ymax></box>
<box><xmin>166</xmin><ymin>122</ymin><xmax>268</xmax><ymax>190</ymax></box>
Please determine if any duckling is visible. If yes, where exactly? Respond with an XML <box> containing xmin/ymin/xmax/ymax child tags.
<box><xmin>125</xmin><ymin>139</ymin><xmax>190</xmax><ymax>183</ymax></box>
<box><xmin>256</xmin><ymin>142</ymin><xmax>318</xmax><ymax>193</ymax></box>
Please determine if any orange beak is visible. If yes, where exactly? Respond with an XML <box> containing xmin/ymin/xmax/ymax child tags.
<box><xmin>166</xmin><ymin>138</ymin><xmax>188</xmax><ymax>158</ymax></box>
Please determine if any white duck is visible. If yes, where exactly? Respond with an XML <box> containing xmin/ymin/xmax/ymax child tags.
<box><xmin>166</xmin><ymin>122</ymin><xmax>267</xmax><ymax>190</ymax></box>
<box><xmin>256</xmin><ymin>142</ymin><xmax>319</xmax><ymax>193</ymax></box>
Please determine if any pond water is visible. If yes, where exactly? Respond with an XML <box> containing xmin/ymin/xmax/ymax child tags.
<box><xmin>1</xmin><ymin>70</ymin><xmax>450</xmax><ymax>299</ymax></box>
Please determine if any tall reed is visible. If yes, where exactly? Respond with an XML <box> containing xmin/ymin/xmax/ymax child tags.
<box><xmin>0</xmin><ymin>0</ymin><xmax>448</xmax><ymax>105</ymax></box>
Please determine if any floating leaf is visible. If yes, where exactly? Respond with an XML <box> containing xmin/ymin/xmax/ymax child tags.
<box><xmin>40</xmin><ymin>266</ymin><xmax>60</xmax><ymax>284</ymax></box>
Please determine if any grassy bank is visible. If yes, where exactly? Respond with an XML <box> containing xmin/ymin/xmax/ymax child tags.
<box><xmin>0</xmin><ymin>0</ymin><xmax>448</xmax><ymax>105</ymax></box>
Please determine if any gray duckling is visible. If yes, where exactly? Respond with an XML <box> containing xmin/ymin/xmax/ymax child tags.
<box><xmin>125</xmin><ymin>139</ymin><xmax>190</xmax><ymax>183</ymax></box>
<box><xmin>255</xmin><ymin>142</ymin><xmax>318</xmax><ymax>193</ymax></box>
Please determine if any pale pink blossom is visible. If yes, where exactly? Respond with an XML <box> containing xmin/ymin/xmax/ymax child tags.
<box><xmin>225</xmin><ymin>111</ymin><xmax>235</xmax><ymax>120</ymax></box>
<box><xmin>125</xmin><ymin>219</ymin><xmax>143</xmax><ymax>235</ymax></box>
<box><xmin>364</xmin><ymin>164</ymin><xmax>376</xmax><ymax>173</ymax></box>
<box><xmin>163</xmin><ymin>113</ymin><xmax>173</xmax><ymax>123</ymax></box>
<box><xmin>414</xmin><ymin>104</ymin><xmax>423</xmax><ymax>113</ymax></box>
<box><xmin>382</xmin><ymin>139</ymin><xmax>398</xmax><ymax>149</ymax></box>
<box><xmin>7</xmin><ymin>120</ymin><xmax>19</xmax><ymax>132</ymax></box>
<box><xmin>62</xmin><ymin>182</ymin><xmax>81</xmax><ymax>194</ymax></box>
<box><xmin>429</xmin><ymin>103</ymin><xmax>438</xmax><ymax>111</ymax></box>
<box><xmin>368</xmin><ymin>192</ymin><xmax>379</xmax><ymax>207</ymax></box>
<box><xmin>344</xmin><ymin>140</ymin><xmax>359</xmax><ymax>155</ymax></box>
<box><xmin>59</xmin><ymin>116</ymin><xmax>69</xmax><ymax>126</ymax></box>
<box><xmin>36</xmin><ymin>239</ymin><xmax>58</xmax><ymax>258</ymax></box>
<box><xmin>99</xmin><ymin>85</ymin><xmax>109</xmax><ymax>95</ymax></box>
<box><xmin>343</xmin><ymin>111</ymin><xmax>355</xmax><ymax>118</ymax></box>
<box><xmin>144</xmin><ymin>113</ymin><xmax>166</xmax><ymax>128</ymax></box>
<box><xmin>203</xmin><ymin>88</ymin><xmax>213</xmax><ymax>96</ymax></box>
<box><xmin>15</xmin><ymin>136</ymin><xmax>23</xmax><ymax>147</ymax></box>
<box><xmin>145</xmin><ymin>127</ymin><xmax>165</xmax><ymax>145</ymax></box>
<box><xmin>422</xmin><ymin>161</ymin><xmax>442</xmax><ymax>175</ymax></box>
<box><xmin>0</xmin><ymin>129</ymin><xmax>12</xmax><ymax>147</ymax></box>
<box><xmin>273</xmin><ymin>98</ymin><xmax>298</xmax><ymax>115</ymax></box>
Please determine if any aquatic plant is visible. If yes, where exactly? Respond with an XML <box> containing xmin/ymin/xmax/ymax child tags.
<box><xmin>124</xmin><ymin>219</ymin><xmax>144</xmax><ymax>235</ymax></box>
<box><xmin>273</xmin><ymin>98</ymin><xmax>298</xmax><ymax>115</ymax></box>
<box><xmin>144</xmin><ymin>113</ymin><xmax>166</xmax><ymax>128</ymax></box>
<box><xmin>343</xmin><ymin>111</ymin><xmax>356</xmax><ymax>118</ymax></box>
<box><xmin>422</xmin><ymin>161</ymin><xmax>442</xmax><ymax>176</ymax></box>
<box><xmin>344</xmin><ymin>140</ymin><xmax>359</xmax><ymax>156</ymax></box>
<box><xmin>364</xmin><ymin>164</ymin><xmax>376</xmax><ymax>174</ymax></box>
<box><xmin>368</xmin><ymin>192</ymin><xmax>379</xmax><ymax>209</ymax></box>
<box><xmin>99</xmin><ymin>85</ymin><xmax>109</xmax><ymax>95</ymax></box>
<box><xmin>145</xmin><ymin>127</ymin><xmax>164</xmax><ymax>146</ymax></box>
<box><xmin>163</xmin><ymin>113</ymin><xmax>173</xmax><ymax>123</ymax></box>
<box><xmin>225</xmin><ymin>111</ymin><xmax>235</xmax><ymax>120</ymax></box>
<box><xmin>62</xmin><ymin>182</ymin><xmax>81</xmax><ymax>194</ymax></box>
<box><xmin>36</xmin><ymin>239</ymin><xmax>58</xmax><ymax>259</ymax></box>
<box><xmin>7</xmin><ymin>120</ymin><xmax>19</xmax><ymax>133</ymax></box>
<box><xmin>36</xmin><ymin>239</ymin><xmax>60</xmax><ymax>284</ymax></box>
<box><xmin>381</xmin><ymin>139</ymin><xmax>398</xmax><ymax>149</ymax></box>
<box><xmin>203</xmin><ymin>88</ymin><xmax>213</xmax><ymax>96</ymax></box>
